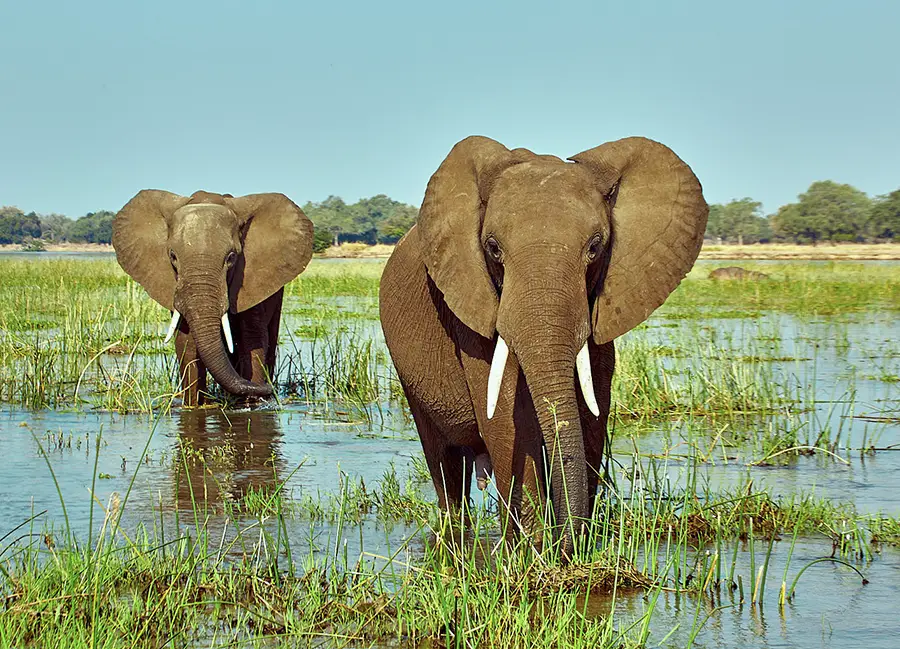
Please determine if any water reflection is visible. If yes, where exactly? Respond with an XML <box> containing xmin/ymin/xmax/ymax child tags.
<box><xmin>171</xmin><ymin>409</ymin><xmax>286</xmax><ymax>515</ymax></box>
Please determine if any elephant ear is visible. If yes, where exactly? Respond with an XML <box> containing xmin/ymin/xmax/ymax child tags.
<box><xmin>569</xmin><ymin>137</ymin><xmax>708</xmax><ymax>344</ymax></box>
<box><xmin>418</xmin><ymin>136</ymin><xmax>536</xmax><ymax>339</ymax></box>
<box><xmin>112</xmin><ymin>189</ymin><xmax>190</xmax><ymax>310</ymax></box>
<box><xmin>228</xmin><ymin>193</ymin><xmax>314</xmax><ymax>313</ymax></box>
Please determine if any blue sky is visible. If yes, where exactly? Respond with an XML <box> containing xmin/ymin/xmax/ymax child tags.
<box><xmin>1</xmin><ymin>0</ymin><xmax>898</xmax><ymax>217</ymax></box>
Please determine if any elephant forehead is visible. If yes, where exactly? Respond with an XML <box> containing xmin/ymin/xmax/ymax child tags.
<box><xmin>171</xmin><ymin>204</ymin><xmax>239</xmax><ymax>243</ymax></box>
<box><xmin>486</xmin><ymin>164</ymin><xmax>607</xmax><ymax>238</ymax></box>
<box><xmin>492</xmin><ymin>162</ymin><xmax>603</xmax><ymax>213</ymax></box>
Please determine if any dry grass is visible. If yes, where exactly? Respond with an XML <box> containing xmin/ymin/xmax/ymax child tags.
<box><xmin>8</xmin><ymin>241</ymin><xmax>899</xmax><ymax>260</ymax></box>
<box><xmin>316</xmin><ymin>242</ymin><xmax>395</xmax><ymax>258</ymax></box>
<box><xmin>311</xmin><ymin>241</ymin><xmax>900</xmax><ymax>261</ymax></box>
<box><xmin>0</xmin><ymin>242</ymin><xmax>113</xmax><ymax>253</ymax></box>
<box><xmin>699</xmin><ymin>242</ymin><xmax>900</xmax><ymax>260</ymax></box>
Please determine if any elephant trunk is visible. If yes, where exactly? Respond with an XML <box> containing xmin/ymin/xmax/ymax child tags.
<box><xmin>177</xmin><ymin>273</ymin><xmax>272</xmax><ymax>399</ymax></box>
<box><xmin>518</xmin><ymin>349</ymin><xmax>588</xmax><ymax>560</ymax></box>
<box><xmin>498</xmin><ymin>256</ymin><xmax>592</xmax><ymax>561</ymax></box>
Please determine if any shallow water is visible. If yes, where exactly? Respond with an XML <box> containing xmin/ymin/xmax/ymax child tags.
<box><xmin>0</xmin><ymin>250</ymin><xmax>117</xmax><ymax>260</ymax></box>
<box><xmin>601</xmin><ymin>539</ymin><xmax>900</xmax><ymax>649</ymax></box>
<box><xmin>1</xmin><ymin>258</ymin><xmax>898</xmax><ymax>647</ymax></box>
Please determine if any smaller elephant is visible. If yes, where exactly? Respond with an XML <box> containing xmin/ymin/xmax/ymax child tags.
<box><xmin>708</xmin><ymin>266</ymin><xmax>769</xmax><ymax>281</ymax></box>
<box><xmin>113</xmin><ymin>190</ymin><xmax>313</xmax><ymax>406</ymax></box>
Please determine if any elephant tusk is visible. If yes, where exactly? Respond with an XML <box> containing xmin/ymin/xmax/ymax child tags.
<box><xmin>221</xmin><ymin>312</ymin><xmax>234</xmax><ymax>354</ymax></box>
<box><xmin>486</xmin><ymin>336</ymin><xmax>509</xmax><ymax>420</ymax></box>
<box><xmin>163</xmin><ymin>310</ymin><xmax>181</xmax><ymax>344</ymax></box>
<box><xmin>576</xmin><ymin>342</ymin><xmax>600</xmax><ymax>417</ymax></box>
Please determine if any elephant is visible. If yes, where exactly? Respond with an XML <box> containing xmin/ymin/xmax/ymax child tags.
<box><xmin>379</xmin><ymin>136</ymin><xmax>708</xmax><ymax>560</ymax></box>
<box><xmin>113</xmin><ymin>190</ymin><xmax>313</xmax><ymax>406</ymax></box>
<box><xmin>708</xmin><ymin>266</ymin><xmax>770</xmax><ymax>281</ymax></box>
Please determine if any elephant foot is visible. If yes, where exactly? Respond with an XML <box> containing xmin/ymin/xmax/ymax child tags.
<box><xmin>475</xmin><ymin>453</ymin><xmax>493</xmax><ymax>490</ymax></box>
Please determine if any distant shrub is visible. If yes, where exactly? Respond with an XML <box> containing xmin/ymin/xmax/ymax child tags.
<box><xmin>19</xmin><ymin>238</ymin><xmax>46</xmax><ymax>252</ymax></box>
<box><xmin>312</xmin><ymin>228</ymin><xmax>333</xmax><ymax>253</ymax></box>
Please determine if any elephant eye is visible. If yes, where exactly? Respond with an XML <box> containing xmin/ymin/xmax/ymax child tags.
<box><xmin>586</xmin><ymin>235</ymin><xmax>603</xmax><ymax>262</ymax></box>
<box><xmin>168</xmin><ymin>249</ymin><xmax>178</xmax><ymax>268</ymax></box>
<box><xmin>225</xmin><ymin>251</ymin><xmax>237</xmax><ymax>267</ymax></box>
<box><xmin>484</xmin><ymin>237</ymin><xmax>502</xmax><ymax>262</ymax></box>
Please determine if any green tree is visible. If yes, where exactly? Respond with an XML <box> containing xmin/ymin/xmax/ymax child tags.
<box><xmin>303</xmin><ymin>196</ymin><xmax>355</xmax><ymax>246</ymax></box>
<box><xmin>68</xmin><ymin>210</ymin><xmax>115</xmax><ymax>244</ymax></box>
<box><xmin>771</xmin><ymin>181</ymin><xmax>871</xmax><ymax>243</ymax></box>
<box><xmin>39</xmin><ymin>213</ymin><xmax>73</xmax><ymax>242</ymax></box>
<box><xmin>304</xmin><ymin>194</ymin><xmax>419</xmax><ymax>245</ymax></box>
<box><xmin>0</xmin><ymin>206</ymin><xmax>42</xmax><ymax>244</ymax></box>
<box><xmin>705</xmin><ymin>198</ymin><xmax>770</xmax><ymax>244</ymax></box>
<box><xmin>771</xmin><ymin>203</ymin><xmax>814</xmax><ymax>242</ymax></box>
<box><xmin>312</xmin><ymin>228</ymin><xmax>333</xmax><ymax>252</ymax></box>
<box><xmin>353</xmin><ymin>195</ymin><xmax>418</xmax><ymax>244</ymax></box>
<box><xmin>867</xmin><ymin>190</ymin><xmax>900</xmax><ymax>240</ymax></box>
<box><xmin>376</xmin><ymin>203</ymin><xmax>417</xmax><ymax>243</ymax></box>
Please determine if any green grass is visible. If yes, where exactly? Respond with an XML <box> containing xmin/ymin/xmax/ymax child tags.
<box><xmin>1</xmin><ymin>422</ymin><xmax>890</xmax><ymax>648</ymax></box>
<box><xmin>0</xmin><ymin>258</ymin><xmax>896</xmax><ymax>421</ymax></box>
<box><xmin>671</xmin><ymin>261</ymin><xmax>900</xmax><ymax>316</ymax></box>
<box><xmin>0</xmin><ymin>256</ymin><xmax>896</xmax><ymax>646</ymax></box>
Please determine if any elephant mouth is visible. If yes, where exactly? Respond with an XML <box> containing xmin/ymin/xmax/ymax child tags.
<box><xmin>162</xmin><ymin>309</ymin><xmax>235</xmax><ymax>354</ymax></box>
<box><xmin>485</xmin><ymin>335</ymin><xmax>600</xmax><ymax>420</ymax></box>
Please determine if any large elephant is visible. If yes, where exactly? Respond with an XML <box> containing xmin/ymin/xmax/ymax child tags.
<box><xmin>113</xmin><ymin>190</ymin><xmax>313</xmax><ymax>406</ymax></box>
<box><xmin>380</xmin><ymin>136</ymin><xmax>707</xmax><ymax>559</ymax></box>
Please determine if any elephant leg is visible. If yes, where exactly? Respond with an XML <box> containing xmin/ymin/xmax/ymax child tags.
<box><xmin>264</xmin><ymin>290</ymin><xmax>283</xmax><ymax>380</ymax></box>
<box><xmin>458</xmin><ymin>341</ymin><xmax>547</xmax><ymax>549</ymax></box>
<box><xmin>174</xmin><ymin>324</ymin><xmax>207</xmax><ymax>407</ymax></box>
<box><xmin>580</xmin><ymin>340</ymin><xmax>615</xmax><ymax>520</ymax></box>
<box><xmin>406</xmin><ymin>394</ymin><xmax>475</xmax><ymax>513</ymax></box>
<box><xmin>232</xmin><ymin>310</ymin><xmax>268</xmax><ymax>385</ymax></box>
<box><xmin>491</xmin><ymin>385</ymin><xmax>548</xmax><ymax>549</ymax></box>
<box><xmin>233</xmin><ymin>290</ymin><xmax>282</xmax><ymax>386</ymax></box>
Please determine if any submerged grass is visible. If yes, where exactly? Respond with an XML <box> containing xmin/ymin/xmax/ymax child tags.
<box><xmin>3</xmin><ymin>258</ymin><xmax>897</xmax><ymax>420</ymax></box>
<box><xmin>1</xmin><ymin>256</ymin><xmax>896</xmax><ymax>646</ymax></box>
<box><xmin>1</xmin><ymin>424</ymin><xmax>890</xmax><ymax>648</ymax></box>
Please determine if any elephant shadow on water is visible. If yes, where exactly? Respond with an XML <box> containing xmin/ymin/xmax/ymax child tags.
<box><xmin>170</xmin><ymin>409</ymin><xmax>287</xmax><ymax>518</ymax></box>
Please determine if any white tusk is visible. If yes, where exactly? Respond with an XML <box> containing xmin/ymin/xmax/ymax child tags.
<box><xmin>486</xmin><ymin>336</ymin><xmax>509</xmax><ymax>420</ymax></box>
<box><xmin>221</xmin><ymin>312</ymin><xmax>234</xmax><ymax>354</ymax></box>
<box><xmin>576</xmin><ymin>342</ymin><xmax>600</xmax><ymax>417</ymax></box>
<box><xmin>163</xmin><ymin>310</ymin><xmax>180</xmax><ymax>343</ymax></box>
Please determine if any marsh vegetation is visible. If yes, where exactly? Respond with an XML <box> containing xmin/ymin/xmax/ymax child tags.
<box><xmin>0</xmin><ymin>257</ymin><xmax>898</xmax><ymax>647</ymax></box>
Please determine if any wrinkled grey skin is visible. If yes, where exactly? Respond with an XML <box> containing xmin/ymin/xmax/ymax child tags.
<box><xmin>380</xmin><ymin>135</ymin><xmax>708</xmax><ymax>561</ymax></box>
<box><xmin>113</xmin><ymin>190</ymin><xmax>313</xmax><ymax>405</ymax></box>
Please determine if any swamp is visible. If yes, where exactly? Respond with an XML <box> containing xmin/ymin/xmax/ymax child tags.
<box><xmin>0</xmin><ymin>254</ymin><xmax>898</xmax><ymax>648</ymax></box>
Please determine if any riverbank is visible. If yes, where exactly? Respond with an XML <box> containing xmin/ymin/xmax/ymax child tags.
<box><xmin>0</xmin><ymin>242</ymin><xmax>114</xmax><ymax>253</ymax></box>
<box><xmin>4</xmin><ymin>241</ymin><xmax>900</xmax><ymax>260</ymax></box>
<box><xmin>322</xmin><ymin>241</ymin><xmax>900</xmax><ymax>261</ymax></box>
<box><xmin>699</xmin><ymin>242</ymin><xmax>900</xmax><ymax>260</ymax></box>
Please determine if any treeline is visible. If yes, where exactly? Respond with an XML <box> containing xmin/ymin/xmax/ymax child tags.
<box><xmin>0</xmin><ymin>194</ymin><xmax>419</xmax><ymax>251</ymax></box>
<box><xmin>708</xmin><ymin>181</ymin><xmax>900</xmax><ymax>244</ymax></box>
<box><xmin>3</xmin><ymin>180</ymin><xmax>899</xmax><ymax>249</ymax></box>
<box><xmin>0</xmin><ymin>207</ymin><xmax>115</xmax><ymax>246</ymax></box>
<box><xmin>301</xmin><ymin>194</ymin><xmax>418</xmax><ymax>251</ymax></box>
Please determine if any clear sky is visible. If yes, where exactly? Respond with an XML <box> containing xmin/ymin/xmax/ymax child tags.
<box><xmin>1</xmin><ymin>0</ymin><xmax>898</xmax><ymax>217</ymax></box>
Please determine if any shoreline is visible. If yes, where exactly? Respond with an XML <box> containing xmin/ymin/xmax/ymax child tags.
<box><xmin>2</xmin><ymin>242</ymin><xmax>899</xmax><ymax>261</ymax></box>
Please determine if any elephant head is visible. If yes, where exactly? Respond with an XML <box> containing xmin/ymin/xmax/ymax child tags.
<box><xmin>418</xmin><ymin>136</ymin><xmax>707</xmax><ymax>554</ymax></box>
<box><xmin>113</xmin><ymin>190</ymin><xmax>313</xmax><ymax>398</ymax></box>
